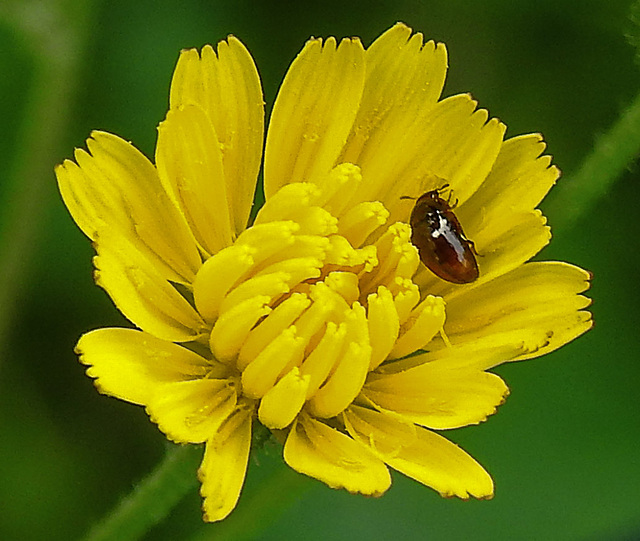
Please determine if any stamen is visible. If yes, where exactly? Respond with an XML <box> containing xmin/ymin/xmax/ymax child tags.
<box><xmin>299</xmin><ymin>321</ymin><xmax>347</xmax><ymax>398</ymax></box>
<box><xmin>366</xmin><ymin>286</ymin><xmax>400</xmax><ymax>370</ymax></box>
<box><xmin>253</xmin><ymin>183</ymin><xmax>320</xmax><ymax>224</ymax></box>
<box><xmin>359</xmin><ymin>222</ymin><xmax>417</xmax><ymax>293</ymax></box>
<box><xmin>296</xmin><ymin>207</ymin><xmax>339</xmax><ymax>236</ymax></box>
<box><xmin>324</xmin><ymin>271</ymin><xmax>360</xmax><ymax>305</ymax></box>
<box><xmin>388</xmin><ymin>277</ymin><xmax>420</xmax><ymax>324</ymax></box>
<box><xmin>390</xmin><ymin>295</ymin><xmax>446</xmax><ymax>358</ymax></box>
<box><xmin>236</xmin><ymin>221</ymin><xmax>299</xmax><ymax>258</ymax></box>
<box><xmin>325</xmin><ymin>236</ymin><xmax>377</xmax><ymax>271</ymax></box>
<box><xmin>241</xmin><ymin>327</ymin><xmax>305</xmax><ymax>398</ymax></box>
<box><xmin>209</xmin><ymin>296</ymin><xmax>272</xmax><ymax>362</ymax></box>
<box><xmin>237</xmin><ymin>293</ymin><xmax>311</xmax><ymax>371</ymax></box>
<box><xmin>308</xmin><ymin>281</ymin><xmax>351</xmax><ymax>317</ymax></box>
<box><xmin>258</xmin><ymin>367</ymin><xmax>310</xmax><ymax>429</ymax></box>
<box><xmin>314</xmin><ymin>163</ymin><xmax>362</xmax><ymax>216</ymax></box>
<box><xmin>199</xmin><ymin>172</ymin><xmax>447</xmax><ymax>423</ymax></box>
<box><xmin>306</xmin><ymin>303</ymin><xmax>371</xmax><ymax>418</ymax></box>
<box><xmin>253</xmin><ymin>256</ymin><xmax>323</xmax><ymax>284</ymax></box>
<box><xmin>193</xmin><ymin>244</ymin><xmax>256</xmax><ymax>321</ymax></box>
<box><xmin>338</xmin><ymin>201</ymin><xmax>389</xmax><ymax>247</ymax></box>
<box><xmin>262</xmin><ymin>235</ymin><xmax>330</xmax><ymax>265</ymax></box>
<box><xmin>293</xmin><ymin>299</ymin><xmax>337</xmax><ymax>349</ymax></box>
<box><xmin>218</xmin><ymin>272</ymin><xmax>291</xmax><ymax>315</ymax></box>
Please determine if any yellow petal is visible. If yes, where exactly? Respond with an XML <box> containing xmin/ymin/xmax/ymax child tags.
<box><xmin>93</xmin><ymin>232</ymin><xmax>206</xmax><ymax>342</ymax></box>
<box><xmin>364</xmin><ymin>364</ymin><xmax>509</xmax><ymax>429</ymax></box>
<box><xmin>356</xmin><ymin>93</ymin><xmax>504</xmax><ymax>229</ymax></box>
<box><xmin>379</xmin><ymin>328</ymin><xmax>553</xmax><ymax>374</ymax></box>
<box><xmin>199</xmin><ymin>404</ymin><xmax>253</xmax><ymax>522</ymax></box>
<box><xmin>406</xmin><ymin>95</ymin><xmax>505</xmax><ymax>205</ymax></box>
<box><xmin>77</xmin><ymin>328</ymin><xmax>213</xmax><ymax>406</ymax></box>
<box><xmin>56</xmin><ymin>131</ymin><xmax>201</xmax><ymax>283</ymax></box>
<box><xmin>469</xmin><ymin>210</ymin><xmax>551</xmax><ymax>284</ymax></box>
<box><xmin>284</xmin><ymin>413</ymin><xmax>391</xmax><ymax>495</ymax></box>
<box><xmin>343</xmin><ymin>405</ymin><xmax>416</xmax><ymax>457</ymax></box>
<box><xmin>147</xmin><ymin>379</ymin><xmax>237</xmax><ymax>443</ymax></box>
<box><xmin>443</xmin><ymin>261</ymin><xmax>593</xmax><ymax>361</ymax></box>
<box><xmin>156</xmin><ymin>105</ymin><xmax>233</xmax><ymax>256</ymax></box>
<box><xmin>170</xmin><ymin>38</ymin><xmax>264</xmax><ymax>234</ymax></box>
<box><xmin>458</xmin><ymin>133</ymin><xmax>559</xmax><ymax>234</ymax></box>
<box><xmin>264</xmin><ymin>36</ymin><xmax>365</xmax><ymax>196</ymax></box>
<box><xmin>340</xmin><ymin>23</ymin><xmax>448</xmax><ymax>204</ymax></box>
<box><xmin>346</xmin><ymin>407</ymin><xmax>493</xmax><ymax>499</ymax></box>
<box><xmin>390</xmin><ymin>426</ymin><xmax>494</xmax><ymax>499</ymax></box>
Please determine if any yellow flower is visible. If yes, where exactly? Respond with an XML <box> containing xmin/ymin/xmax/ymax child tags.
<box><xmin>55</xmin><ymin>23</ymin><xmax>592</xmax><ymax>522</ymax></box>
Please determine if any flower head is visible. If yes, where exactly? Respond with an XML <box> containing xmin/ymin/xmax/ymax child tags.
<box><xmin>55</xmin><ymin>23</ymin><xmax>592</xmax><ymax>522</ymax></box>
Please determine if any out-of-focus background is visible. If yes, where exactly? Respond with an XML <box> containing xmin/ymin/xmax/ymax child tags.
<box><xmin>1</xmin><ymin>1</ymin><xmax>639</xmax><ymax>539</ymax></box>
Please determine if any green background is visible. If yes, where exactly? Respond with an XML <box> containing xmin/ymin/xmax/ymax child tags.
<box><xmin>1</xmin><ymin>1</ymin><xmax>639</xmax><ymax>539</ymax></box>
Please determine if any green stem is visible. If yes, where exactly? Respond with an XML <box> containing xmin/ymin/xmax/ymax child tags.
<box><xmin>83</xmin><ymin>444</ymin><xmax>203</xmax><ymax>541</ymax></box>
<box><xmin>545</xmin><ymin>88</ymin><xmax>640</xmax><ymax>231</ymax></box>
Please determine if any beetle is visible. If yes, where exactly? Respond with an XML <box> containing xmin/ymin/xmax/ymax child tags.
<box><xmin>403</xmin><ymin>186</ymin><xmax>479</xmax><ymax>284</ymax></box>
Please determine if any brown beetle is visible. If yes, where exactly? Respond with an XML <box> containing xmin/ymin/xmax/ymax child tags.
<box><xmin>404</xmin><ymin>186</ymin><xmax>479</xmax><ymax>284</ymax></box>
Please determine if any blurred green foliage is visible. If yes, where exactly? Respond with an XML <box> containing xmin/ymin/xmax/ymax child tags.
<box><xmin>1</xmin><ymin>0</ymin><xmax>639</xmax><ymax>539</ymax></box>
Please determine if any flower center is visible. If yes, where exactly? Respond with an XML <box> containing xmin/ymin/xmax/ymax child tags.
<box><xmin>193</xmin><ymin>164</ymin><xmax>446</xmax><ymax>429</ymax></box>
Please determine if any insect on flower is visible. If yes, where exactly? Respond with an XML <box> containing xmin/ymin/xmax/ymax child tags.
<box><xmin>404</xmin><ymin>185</ymin><xmax>479</xmax><ymax>284</ymax></box>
